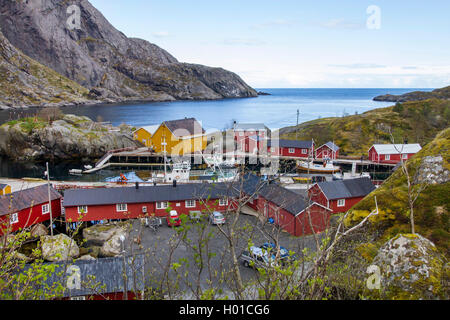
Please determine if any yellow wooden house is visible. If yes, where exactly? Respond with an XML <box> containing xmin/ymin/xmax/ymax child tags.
<box><xmin>0</xmin><ymin>184</ymin><xmax>11</xmax><ymax>196</ymax></box>
<box><xmin>133</xmin><ymin>125</ymin><xmax>160</xmax><ymax>148</ymax></box>
<box><xmin>151</xmin><ymin>118</ymin><xmax>207</xmax><ymax>155</ymax></box>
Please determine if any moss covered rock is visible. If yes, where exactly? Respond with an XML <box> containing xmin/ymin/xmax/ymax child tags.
<box><xmin>40</xmin><ymin>234</ymin><xmax>80</xmax><ymax>262</ymax></box>
<box><xmin>372</xmin><ymin>234</ymin><xmax>447</xmax><ymax>299</ymax></box>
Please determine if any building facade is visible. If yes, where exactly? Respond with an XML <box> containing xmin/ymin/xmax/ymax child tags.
<box><xmin>0</xmin><ymin>184</ymin><xmax>62</xmax><ymax>235</ymax></box>
<box><xmin>368</xmin><ymin>144</ymin><xmax>422</xmax><ymax>164</ymax></box>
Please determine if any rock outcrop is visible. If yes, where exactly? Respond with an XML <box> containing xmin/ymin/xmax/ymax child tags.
<box><xmin>82</xmin><ymin>223</ymin><xmax>128</xmax><ymax>258</ymax></box>
<box><xmin>373</xmin><ymin>234</ymin><xmax>447</xmax><ymax>299</ymax></box>
<box><xmin>0</xmin><ymin>0</ymin><xmax>257</xmax><ymax>107</ymax></box>
<box><xmin>373</xmin><ymin>86</ymin><xmax>450</xmax><ymax>102</ymax></box>
<box><xmin>0</xmin><ymin>114</ymin><xmax>139</xmax><ymax>161</ymax></box>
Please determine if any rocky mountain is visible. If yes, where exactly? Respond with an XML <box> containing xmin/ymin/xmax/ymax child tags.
<box><xmin>0</xmin><ymin>114</ymin><xmax>138</xmax><ymax>161</ymax></box>
<box><xmin>373</xmin><ymin>86</ymin><xmax>450</xmax><ymax>102</ymax></box>
<box><xmin>279</xmin><ymin>98</ymin><xmax>450</xmax><ymax>156</ymax></box>
<box><xmin>0</xmin><ymin>29</ymin><xmax>95</xmax><ymax>109</ymax></box>
<box><xmin>0</xmin><ymin>0</ymin><xmax>257</xmax><ymax>107</ymax></box>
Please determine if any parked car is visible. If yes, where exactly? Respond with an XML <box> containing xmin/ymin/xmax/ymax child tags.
<box><xmin>241</xmin><ymin>246</ymin><xmax>278</xmax><ymax>269</ymax></box>
<box><xmin>189</xmin><ymin>211</ymin><xmax>203</xmax><ymax>223</ymax></box>
<box><xmin>260</xmin><ymin>243</ymin><xmax>298</xmax><ymax>265</ymax></box>
<box><xmin>209</xmin><ymin>211</ymin><xmax>226</xmax><ymax>225</ymax></box>
<box><xmin>166</xmin><ymin>210</ymin><xmax>181</xmax><ymax>227</ymax></box>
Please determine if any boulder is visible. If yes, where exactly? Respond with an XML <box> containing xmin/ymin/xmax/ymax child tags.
<box><xmin>76</xmin><ymin>254</ymin><xmax>97</xmax><ymax>261</ymax></box>
<box><xmin>100</xmin><ymin>233</ymin><xmax>126</xmax><ymax>258</ymax></box>
<box><xmin>41</xmin><ymin>234</ymin><xmax>80</xmax><ymax>262</ymax></box>
<box><xmin>30</xmin><ymin>224</ymin><xmax>48</xmax><ymax>238</ymax></box>
<box><xmin>372</xmin><ymin>234</ymin><xmax>447</xmax><ymax>299</ymax></box>
<box><xmin>83</xmin><ymin>223</ymin><xmax>127</xmax><ymax>245</ymax></box>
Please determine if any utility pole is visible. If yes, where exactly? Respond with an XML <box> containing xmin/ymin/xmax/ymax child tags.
<box><xmin>296</xmin><ymin>109</ymin><xmax>300</xmax><ymax>140</ymax></box>
<box><xmin>45</xmin><ymin>162</ymin><xmax>54</xmax><ymax>237</ymax></box>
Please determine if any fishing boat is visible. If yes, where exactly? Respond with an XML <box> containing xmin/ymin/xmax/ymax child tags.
<box><xmin>296</xmin><ymin>160</ymin><xmax>340</xmax><ymax>174</ymax></box>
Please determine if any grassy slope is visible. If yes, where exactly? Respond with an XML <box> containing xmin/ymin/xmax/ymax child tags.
<box><xmin>280</xmin><ymin>99</ymin><xmax>450</xmax><ymax>157</ymax></box>
<box><xmin>345</xmin><ymin>127</ymin><xmax>450</xmax><ymax>255</ymax></box>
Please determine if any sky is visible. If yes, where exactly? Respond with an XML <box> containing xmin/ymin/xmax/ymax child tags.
<box><xmin>90</xmin><ymin>0</ymin><xmax>450</xmax><ymax>88</ymax></box>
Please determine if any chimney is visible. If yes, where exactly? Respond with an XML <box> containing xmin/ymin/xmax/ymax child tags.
<box><xmin>173</xmin><ymin>180</ymin><xmax>177</xmax><ymax>188</ymax></box>
<box><xmin>135</xmin><ymin>182</ymin><xmax>139</xmax><ymax>189</ymax></box>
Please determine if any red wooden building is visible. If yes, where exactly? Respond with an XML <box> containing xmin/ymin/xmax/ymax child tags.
<box><xmin>368</xmin><ymin>144</ymin><xmax>422</xmax><ymax>164</ymax></box>
<box><xmin>63</xmin><ymin>183</ymin><xmax>233</xmax><ymax>223</ymax></box>
<box><xmin>242</xmin><ymin>174</ymin><xmax>332</xmax><ymax>236</ymax></box>
<box><xmin>315</xmin><ymin>141</ymin><xmax>340</xmax><ymax>160</ymax></box>
<box><xmin>233</xmin><ymin>123</ymin><xmax>270</xmax><ymax>152</ymax></box>
<box><xmin>0</xmin><ymin>184</ymin><xmax>62</xmax><ymax>235</ymax></box>
<box><xmin>308</xmin><ymin>178</ymin><xmax>376</xmax><ymax>214</ymax></box>
<box><xmin>268</xmin><ymin>139</ymin><xmax>315</xmax><ymax>159</ymax></box>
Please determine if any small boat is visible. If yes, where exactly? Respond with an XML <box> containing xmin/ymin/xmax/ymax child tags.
<box><xmin>84</xmin><ymin>165</ymin><xmax>93</xmax><ymax>170</ymax></box>
<box><xmin>297</xmin><ymin>160</ymin><xmax>340</xmax><ymax>174</ymax></box>
<box><xmin>69</xmin><ymin>169</ymin><xmax>83</xmax><ymax>176</ymax></box>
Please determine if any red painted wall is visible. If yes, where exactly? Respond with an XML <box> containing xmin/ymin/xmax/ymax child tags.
<box><xmin>65</xmin><ymin>199</ymin><xmax>231</xmax><ymax>223</ymax></box>
<box><xmin>368</xmin><ymin>147</ymin><xmax>416</xmax><ymax>164</ymax></box>
<box><xmin>309</xmin><ymin>184</ymin><xmax>365</xmax><ymax>214</ymax></box>
<box><xmin>269</xmin><ymin>146</ymin><xmax>314</xmax><ymax>158</ymax></box>
<box><xmin>0</xmin><ymin>199</ymin><xmax>62</xmax><ymax>235</ymax></box>
<box><xmin>316</xmin><ymin>146</ymin><xmax>339</xmax><ymax>159</ymax></box>
<box><xmin>255</xmin><ymin>197</ymin><xmax>330</xmax><ymax>236</ymax></box>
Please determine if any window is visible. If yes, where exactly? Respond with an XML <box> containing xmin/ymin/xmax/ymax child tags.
<box><xmin>219</xmin><ymin>198</ymin><xmax>228</xmax><ymax>206</ymax></box>
<box><xmin>289</xmin><ymin>148</ymin><xmax>295</xmax><ymax>154</ymax></box>
<box><xmin>337</xmin><ymin>199</ymin><xmax>346</xmax><ymax>207</ymax></box>
<box><xmin>42</xmin><ymin>203</ymin><xmax>50</xmax><ymax>215</ymax></box>
<box><xmin>385</xmin><ymin>154</ymin><xmax>390</xmax><ymax>160</ymax></box>
<box><xmin>116</xmin><ymin>204</ymin><xmax>128</xmax><ymax>212</ymax></box>
<box><xmin>402</xmin><ymin>154</ymin><xmax>408</xmax><ymax>160</ymax></box>
<box><xmin>10</xmin><ymin>213</ymin><xmax>18</xmax><ymax>224</ymax></box>
<box><xmin>185</xmin><ymin>200</ymin><xmax>196</xmax><ymax>208</ymax></box>
<box><xmin>156</xmin><ymin>202</ymin><xmax>168</xmax><ymax>210</ymax></box>
<box><xmin>270</xmin><ymin>147</ymin><xmax>275</xmax><ymax>153</ymax></box>
<box><xmin>78</xmin><ymin>206</ymin><xmax>88</xmax><ymax>214</ymax></box>
<box><xmin>239</xmin><ymin>132</ymin><xmax>244</xmax><ymax>137</ymax></box>
<box><xmin>302</xmin><ymin>149</ymin><xmax>308</xmax><ymax>154</ymax></box>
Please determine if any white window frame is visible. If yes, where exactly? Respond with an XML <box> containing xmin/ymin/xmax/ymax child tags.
<box><xmin>185</xmin><ymin>200</ymin><xmax>196</xmax><ymax>208</ymax></box>
<box><xmin>156</xmin><ymin>202</ymin><xmax>168</xmax><ymax>210</ymax></box>
<box><xmin>10</xmin><ymin>213</ymin><xmax>19</xmax><ymax>224</ymax></box>
<box><xmin>302</xmin><ymin>149</ymin><xmax>308</xmax><ymax>154</ymax></box>
<box><xmin>116</xmin><ymin>203</ymin><xmax>128</xmax><ymax>212</ymax></box>
<box><xmin>219</xmin><ymin>198</ymin><xmax>228</xmax><ymax>206</ymax></box>
<box><xmin>402</xmin><ymin>154</ymin><xmax>408</xmax><ymax>160</ymax></box>
<box><xmin>77</xmin><ymin>206</ymin><xmax>88</xmax><ymax>214</ymax></box>
<box><xmin>337</xmin><ymin>199</ymin><xmax>346</xmax><ymax>207</ymax></box>
<box><xmin>385</xmin><ymin>154</ymin><xmax>391</xmax><ymax>160</ymax></box>
<box><xmin>288</xmin><ymin>148</ymin><xmax>295</xmax><ymax>154</ymax></box>
<box><xmin>42</xmin><ymin>203</ymin><xmax>50</xmax><ymax>215</ymax></box>
<box><xmin>239</xmin><ymin>132</ymin><xmax>244</xmax><ymax>137</ymax></box>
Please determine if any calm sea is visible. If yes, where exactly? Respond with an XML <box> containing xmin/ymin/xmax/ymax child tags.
<box><xmin>0</xmin><ymin>88</ymin><xmax>431</xmax><ymax>130</ymax></box>
<box><xmin>0</xmin><ymin>88</ymin><xmax>432</xmax><ymax>181</ymax></box>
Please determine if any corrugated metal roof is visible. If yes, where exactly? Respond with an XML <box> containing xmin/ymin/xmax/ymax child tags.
<box><xmin>234</xmin><ymin>123</ymin><xmax>269</xmax><ymax>131</ymax></box>
<box><xmin>323</xmin><ymin>142</ymin><xmax>340</xmax><ymax>152</ymax></box>
<box><xmin>21</xmin><ymin>254</ymin><xmax>145</xmax><ymax>298</ymax></box>
<box><xmin>317</xmin><ymin>178</ymin><xmax>376</xmax><ymax>200</ymax></box>
<box><xmin>135</xmin><ymin>125</ymin><xmax>160</xmax><ymax>136</ymax></box>
<box><xmin>164</xmin><ymin>118</ymin><xmax>205</xmax><ymax>137</ymax></box>
<box><xmin>268</xmin><ymin>139</ymin><xmax>313</xmax><ymax>149</ymax></box>
<box><xmin>372</xmin><ymin>144</ymin><xmax>422</xmax><ymax>155</ymax></box>
<box><xmin>63</xmin><ymin>183</ymin><xmax>234</xmax><ymax>207</ymax></box>
<box><xmin>0</xmin><ymin>184</ymin><xmax>61</xmax><ymax>217</ymax></box>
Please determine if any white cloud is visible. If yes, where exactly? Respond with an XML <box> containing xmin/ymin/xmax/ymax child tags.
<box><xmin>223</xmin><ymin>38</ymin><xmax>266</xmax><ymax>46</ymax></box>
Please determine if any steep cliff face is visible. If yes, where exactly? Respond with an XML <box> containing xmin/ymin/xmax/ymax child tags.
<box><xmin>0</xmin><ymin>29</ymin><xmax>93</xmax><ymax>109</ymax></box>
<box><xmin>0</xmin><ymin>0</ymin><xmax>257</xmax><ymax>105</ymax></box>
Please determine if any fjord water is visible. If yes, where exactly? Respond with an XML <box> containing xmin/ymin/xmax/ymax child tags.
<box><xmin>0</xmin><ymin>88</ymin><xmax>430</xmax><ymax>130</ymax></box>
<box><xmin>0</xmin><ymin>88</ymin><xmax>432</xmax><ymax>181</ymax></box>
